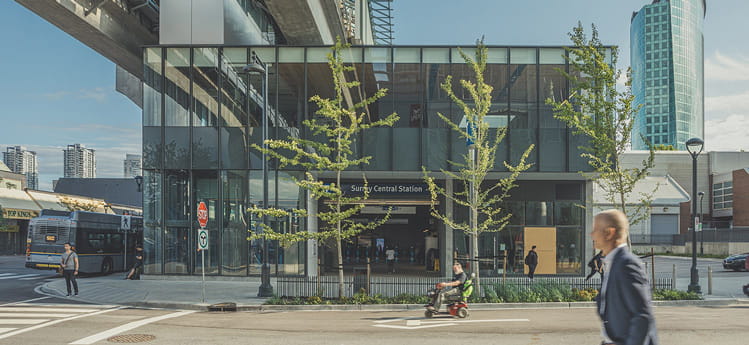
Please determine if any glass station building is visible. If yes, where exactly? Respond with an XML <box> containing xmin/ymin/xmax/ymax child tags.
<box><xmin>141</xmin><ymin>45</ymin><xmax>598</xmax><ymax>277</ymax></box>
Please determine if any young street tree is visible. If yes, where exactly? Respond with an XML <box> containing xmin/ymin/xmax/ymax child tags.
<box><xmin>248</xmin><ymin>38</ymin><xmax>399</xmax><ymax>298</ymax></box>
<box><xmin>422</xmin><ymin>42</ymin><xmax>534</xmax><ymax>296</ymax></box>
<box><xmin>546</xmin><ymin>24</ymin><xmax>656</xmax><ymax>245</ymax></box>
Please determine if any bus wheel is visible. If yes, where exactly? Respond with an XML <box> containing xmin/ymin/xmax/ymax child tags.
<box><xmin>101</xmin><ymin>258</ymin><xmax>113</xmax><ymax>275</ymax></box>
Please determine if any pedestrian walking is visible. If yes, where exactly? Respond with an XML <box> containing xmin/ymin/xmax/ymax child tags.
<box><xmin>60</xmin><ymin>242</ymin><xmax>79</xmax><ymax>296</ymax></box>
<box><xmin>385</xmin><ymin>247</ymin><xmax>395</xmax><ymax>273</ymax></box>
<box><xmin>592</xmin><ymin>209</ymin><xmax>658</xmax><ymax>345</ymax></box>
<box><xmin>585</xmin><ymin>250</ymin><xmax>604</xmax><ymax>281</ymax></box>
<box><xmin>524</xmin><ymin>245</ymin><xmax>538</xmax><ymax>280</ymax></box>
<box><xmin>125</xmin><ymin>245</ymin><xmax>143</xmax><ymax>280</ymax></box>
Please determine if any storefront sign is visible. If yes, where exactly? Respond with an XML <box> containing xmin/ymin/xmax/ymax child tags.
<box><xmin>1</xmin><ymin>208</ymin><xmax>39</xmax><ymax>220</ymax></box>
<box><xmin>0</xmin><ymin>225</ymin><xmax>19</xmax><ymax>233</ymax></box>
<box><xmin>342</xmin><ymin>183</ymin><xmax>429</xmax><ymax>196</ymax></box>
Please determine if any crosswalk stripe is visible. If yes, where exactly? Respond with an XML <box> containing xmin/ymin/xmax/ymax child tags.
<box><xmin>0</xmin><ymin>308</ymin><xmax>100</xmax><ymax>313</ymax></box>
<box><xmin>0</xmin><ymin>313</ymin><xmax>76</xmax><ymax>318</ymax></box>
<box><xmin>19</xmin><ymin>276</ymin><xmax>45</xmax><ymax>280</ymax></box>
<box><xmin>12</xmin><ymin>303</ymin><xmax>117</xmax><ymax>309</ymax></box>
<box><xmin>0</xmin><ymin>307</ymin><xmax>122</xmax><ymax>340</ymax></box>
<box><xmin>0</xmin><ymin>273</ymin><xmax>15</xmax><ymax>277</ymax></box>
<box><xmin>0</xmin><ymin>328</ymin><xmax>17</xmax><ymax>335</ymax></box>
<box><xmin>0</xmin><ymin>319</ymin><xmax>50</xmax><ymax>325</ymax></box>
<box><xmin>0</xmin><ymin>274</ymin><xmax>40</xmax><ymax>280</ymax></box>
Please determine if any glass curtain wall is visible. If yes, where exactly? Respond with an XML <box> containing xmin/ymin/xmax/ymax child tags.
<box><xmin>144</xmin><ymin>45</ymin><xmax>590</xmax><ymax>277</ymax></box>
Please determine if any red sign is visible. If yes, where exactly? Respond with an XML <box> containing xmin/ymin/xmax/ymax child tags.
<box><xmin>197</xmin><ymin>202</ymin><xmax>208</xmax><ymax>228</ymax></box>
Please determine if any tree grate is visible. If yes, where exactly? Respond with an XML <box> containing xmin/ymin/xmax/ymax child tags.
<box><xmin>107</xmin><ymin>334</ymin><xmax>156</xmax><ymax>343</ymax></box>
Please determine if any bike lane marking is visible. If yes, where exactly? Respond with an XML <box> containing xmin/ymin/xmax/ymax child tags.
<box><xmin>69</xmin><ymin>310</ymin><xmax>195</xmax><ymax>345</ymax></box>
<box><xmin>371</xmin><ymin>317</ymin><xmax>529</xmax><ymax>330</ymax></box>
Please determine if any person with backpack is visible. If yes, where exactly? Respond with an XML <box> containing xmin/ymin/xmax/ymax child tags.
<box><xmin>525</xmin><ymin>245</ymin><xmax>539</xmax><ymax>280</ymax></box>
<box><xmin>586</xmin><ymin>250</ymin><xmax>604</xmax><ymax>281</ymax></box>
<box><xmin>60</xmin><ymin>242</ymin><xmax>79</xmax><ymax>296</ymax></box>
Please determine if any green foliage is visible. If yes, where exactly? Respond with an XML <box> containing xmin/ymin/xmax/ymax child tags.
<box><xmin>264</xmin><ymin>292</ymin><xmax>430</xmax><ymax>305</ymax></box>
<box><xmin>478</xmin><ymin>283</ymin><xmax>596</xmax><ymax>303</ymax></box>
<box><xmin>546</xmin><ymin>23</ymin><xmax>656</xmax><ymax>229</ymax></box>
<box><xmin>247</xmin><ymin>37</ymin><xmax>399</xmax><ymax>298</ymax></box>
<box><xmin>653</xmin><ymin>289</ymin><xmax>702</xmax><ymax>300</ymax></box>
<box><xmin>421</xmin><ymin>40</ymin><xmax>534</xmax><ymax>296</ymax></box>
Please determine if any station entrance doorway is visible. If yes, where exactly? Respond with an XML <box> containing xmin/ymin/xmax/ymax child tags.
<box><xmin>318</xmin><ymin>182</ymin><xmax>442</xmax><ymax>276</ymax></box>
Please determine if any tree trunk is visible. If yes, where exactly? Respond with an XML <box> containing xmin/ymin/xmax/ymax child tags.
<box><xmin>336</xmin><ymin>170</ymin><xmax>344</xmax><ymax>299</ymax></box>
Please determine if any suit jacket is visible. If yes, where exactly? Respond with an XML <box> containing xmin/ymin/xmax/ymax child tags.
<box><xmin>596</xmin><ymin>248</ymin><xmax>658</xmax><ymax>345</ymax></box>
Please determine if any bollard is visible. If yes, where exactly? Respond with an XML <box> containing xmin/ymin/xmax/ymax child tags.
<box><xmin>708</xmin><ymin>266</ymin><xmax>712</xmax><ymax>295</ymax></box>
<box><xmin>672</xmin><ymin>264</ymin><xmax>677</xmax><ymax>290</ymax></box>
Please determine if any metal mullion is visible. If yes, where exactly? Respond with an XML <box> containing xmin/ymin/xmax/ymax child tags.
<box><xmin>188</xmin><ymin>47</ymin><xmax>195</xmax><ymax>275</ymax></box>
<box><xmin>565</xmin><ymin>49</ymin><xmax>571</xmax><ymax>172</ymax></box>
<box><xmin>217</xmin><ymin>47</ymin><xmax>223</xmax><ymax>276</ymax></box>
<box><xmin>535</xmin><ymin>48</ymin><xmax>540</xmax><ymax>172</ymax></box>
<box><xmin>245</xmin><ymin>47</ymin><xmax>252</xmax><ymax>277</ymax></box>
<box><xmin>160</xmin><ymin>47</ymin><xmax>166</xmax><ymax>275</ymax></box>
<box><xmin>506</xmin><ymin>47</ymin><xmax>511</xmax><ymax>164</ymax></box>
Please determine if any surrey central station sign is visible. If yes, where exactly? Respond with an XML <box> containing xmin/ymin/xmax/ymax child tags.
<box><xmin>343</xmin><ymin>183</ymin><xmax>429</xmax><ymax>195</ymax></box>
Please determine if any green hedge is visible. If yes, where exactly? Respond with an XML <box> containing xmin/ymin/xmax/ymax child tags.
<box><xmin>264</xmin><ymin>286</ymin><xmax>701</xmax><ymax>305</ymax></box>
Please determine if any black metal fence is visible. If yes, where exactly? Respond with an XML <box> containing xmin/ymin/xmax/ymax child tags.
<box><xmin>276</xmin><ymin>275</ymin><xmax>674</xmax><ymax>298</ymax></box>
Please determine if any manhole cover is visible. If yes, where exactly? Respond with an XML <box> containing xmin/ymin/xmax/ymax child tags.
<box><xmin>107</xmin><ymin>334</ymin><xmax>156</xmax><ymax>343</ymax></box>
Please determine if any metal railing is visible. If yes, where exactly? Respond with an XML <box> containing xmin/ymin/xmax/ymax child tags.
<box><xmin>276</xmin><ymin>274</ymin><xmax>673</xmax><ymax>298</ymax></box>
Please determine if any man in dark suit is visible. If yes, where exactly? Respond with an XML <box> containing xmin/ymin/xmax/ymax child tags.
<box><xmin>592</xmin><ymin>209</ymin><xmax>658</xmax><ymax>345</ymax></box>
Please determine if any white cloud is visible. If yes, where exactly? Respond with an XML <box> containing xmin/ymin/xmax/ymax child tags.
<box><xmin>704</xmin><ymin>113</ymin><xmax>749</xmax><ymax>151</ymax></box>
<box><xmin>42</xmin><ymin>87</ymin><xmax>108</xmax><ymax>103</ymax></box>
<box><xmin>705</xmin><ymin>90</ymin><xmax>749</xmax><ymax>114</ymax></box>
<box><xmin>705</xmin><ymin>51</ymin><xmax>749</xmax><ymax>82</ymax></box>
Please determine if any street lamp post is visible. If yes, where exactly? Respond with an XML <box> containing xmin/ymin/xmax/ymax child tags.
<box><xmin>244</xmin><ymin>52</ymin><xmax>273</xmax><ymax>297</ymax></box>
<box><xmin>686</xmin><ymin>137</ymin><xmax>704</xmax><ymax>294</ymax></box>
<box><xmin>698</xmin><ymin>191</ymin><xmax>704</xmax><ymax>255</ymax></box>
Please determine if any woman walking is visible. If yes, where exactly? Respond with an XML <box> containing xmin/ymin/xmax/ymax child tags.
<box><xmin>60</xmin><ymin>242</ymin><xmax>79</xmax><ymax>296</ymax></box>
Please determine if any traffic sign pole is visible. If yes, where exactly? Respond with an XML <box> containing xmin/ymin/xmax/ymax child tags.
<box><xmin>197</xmin><ymin>202</ymin><xmax>209</xmax><ymax>304</ymax></box>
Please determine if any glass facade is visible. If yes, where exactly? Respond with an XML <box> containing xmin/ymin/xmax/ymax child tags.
<box><xmin>143</xmin><ymin>45</ymin><xmax>591</xmax><ymax>276</ymax></box>
<box><xmin>631</xmin><ymin>0</ymin><xmax>705</xmax><ymax>150</ymax></box>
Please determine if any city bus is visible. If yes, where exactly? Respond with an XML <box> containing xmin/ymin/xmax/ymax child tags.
<box><xmin>25</xmin><ymin>210</ymin><xmax>143</xmax><ymax>274</ymax></box>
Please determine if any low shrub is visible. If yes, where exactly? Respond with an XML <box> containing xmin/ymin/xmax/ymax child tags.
<box><xmin>653</xmin><ymin>289</ymin><xmax>702</xmax><ymax>300</ymax></box>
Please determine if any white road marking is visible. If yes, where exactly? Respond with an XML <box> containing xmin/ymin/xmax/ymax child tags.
<box><xmin>20</xmin><ymin>276</ymin><xmax>46</xmax><ymax>280</ymax></box>
<box><xmin>0</xmin><ymin>313</ymin><xmax>76</xmax><ymax>318</ymax></box>
<box><xmin>421</xmin><ymin>318</ymin><xmax>530</xmax><ymax>324</ymax></box>
<box><xmin>0</xmin><ymin>307</ymin><xmax>122</xmax><ymax>340</ymax></box>
<box><xmin>0</xmin><ymin>274</ymin><xmax>40</xmax><ymax>280</ymax></box>
<box><xmin>0</xmin><ymin>328</ymin><xmax>17</xmax><ymax>335</ymax></box>
<box><xmin>0</xmin><ymin>273</ymin><xmax>15</xmax><ymax>277</ymax></box>
<box><xmin>0</xmin><ymin>296</ymin><xmax>51</xmax><ymax>307</ymax></box>
<box><xmin>0</xmin><ymin>319</ymin><xmax>50</xmax><ymax>325</ymax></box>
<box><xmin>372</xmin><ymin>317</ymin><xmax>530</xmax><ymax>330</ymax></box>
<box><xmin>373</xmin><ymin>323</ymin><xmax>456</xmax><ymax>330</ymax></box>
<box><xmin>69</xmin><ymin>310</ymin><xmax>195</xmax><ymax>345</ymax></box>
<box><xmin>0</xmin><ymin>307</ymin><xmax>101</xmax><ymax>313</ymax></box>
<box><xmin>372</xmin><ymin>317</ymin><xmax>419</xmax><ymax>324</ymax></box>
<box><xmin>12</xmin><ymin>303</ymin><xmax>119</xmax><ymax>309</ymax></box>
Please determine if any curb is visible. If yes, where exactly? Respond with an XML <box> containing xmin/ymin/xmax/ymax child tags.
<box><xmin>38</xmin><ymin>282</ymin><xmax>744</xmax><ymax>312</ymax></box>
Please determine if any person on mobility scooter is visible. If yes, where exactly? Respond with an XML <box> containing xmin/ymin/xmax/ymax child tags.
<box><xmin>425</xmin><ymin>262</ymin><xmax>474</xmax><ymax>318</ymax></box>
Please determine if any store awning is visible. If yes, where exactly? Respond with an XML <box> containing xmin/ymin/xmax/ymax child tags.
<box><xmin>0</xmin><ymin>188</ymin><xmax>41</xmax><ymax>219</ymax></box>
<box><xmin>25</xmin><ymin>190</ymin><xmax>112</xmax><ymax>214</ymax></box>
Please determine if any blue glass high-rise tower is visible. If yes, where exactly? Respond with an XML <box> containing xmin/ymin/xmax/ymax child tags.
<box><xmin>631</xmin><ymin>0</ymin><xmax>706</xmax><ymax>150</ymax></box>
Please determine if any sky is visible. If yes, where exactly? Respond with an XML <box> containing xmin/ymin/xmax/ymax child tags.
<box><xmin>1</xmin><ymin>0</ymin><xmax>748</xmax><ymax>191</ymax></box>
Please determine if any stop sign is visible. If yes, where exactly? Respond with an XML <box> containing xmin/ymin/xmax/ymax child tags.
<box><xmin>197</xmin><ymin>202</ymin><xmax>208</xmax><ymax>228</ymax></box>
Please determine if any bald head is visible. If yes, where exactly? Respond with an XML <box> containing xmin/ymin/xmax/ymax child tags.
<box><xmin>594</xmin><ymin>209</ymin><xmax>629</xmax><ymax>245</ymax></box>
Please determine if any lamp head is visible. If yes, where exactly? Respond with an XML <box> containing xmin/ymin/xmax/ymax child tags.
<box><xmin>685</xmin><ymin>137</ymin><xmax>704</xmax><ymax>157</ymax></box>
<box><xmin>243</xmin><ymin>63</ymin><xmax>266</xmax><ymax>75</ymax></box>
<box><xmin>698</xmin><ymin>191</ymin><xmax>704</xmax><ymax>197</ymax></box>
<box><xmin>134</xmin><ymin>175</ymin><xmax>143</xmax><ymax>192</ymax></box>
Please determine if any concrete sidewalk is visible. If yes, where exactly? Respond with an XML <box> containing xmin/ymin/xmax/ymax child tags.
<box><xmin>40</xmin><ymin>274</ymin><xmax>271</xmax><ymax>310</ymax></box>
<box><xmin>38</xmin><ymin>274</ymin><xmax>749</xmax><ymax>311</ymax></box>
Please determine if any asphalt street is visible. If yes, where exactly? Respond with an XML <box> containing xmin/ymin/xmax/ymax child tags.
<box><xmin>1</xmin><ymin>254</ymin><xmax>748</xmax><ymax>344</ymax></box>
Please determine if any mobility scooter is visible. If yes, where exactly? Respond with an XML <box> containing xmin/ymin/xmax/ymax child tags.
<box><xmin>424</xmin><ymin>273</ymin><xmax>474</xmax><ymax>318</ymax></box>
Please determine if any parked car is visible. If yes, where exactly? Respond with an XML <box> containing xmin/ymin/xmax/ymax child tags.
<box><xmin>722</xmin><ymin>253</ymin><xmax>748</xmax><ymax>271</ymax></box>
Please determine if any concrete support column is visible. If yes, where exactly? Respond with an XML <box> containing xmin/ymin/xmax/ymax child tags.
<box><xmin>441</xmin><ymin>178</ymin><xmax>454</xmax><ymax>275</ymax></box>
<box><xmin>584</xmin><ymin>180</ymin><xmax>594</xmax><ymax>268</ymax></box>
<box><xmin>306</xmin><ymin>191</ymin><xmax>318</xmax><ymax>277</ymax></box>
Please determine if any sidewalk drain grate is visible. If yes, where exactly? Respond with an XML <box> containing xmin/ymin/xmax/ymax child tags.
<box><xmin>107</xmin><ymin>334</ymin><xmax>156</xmax><ymax>343</ymax></box>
